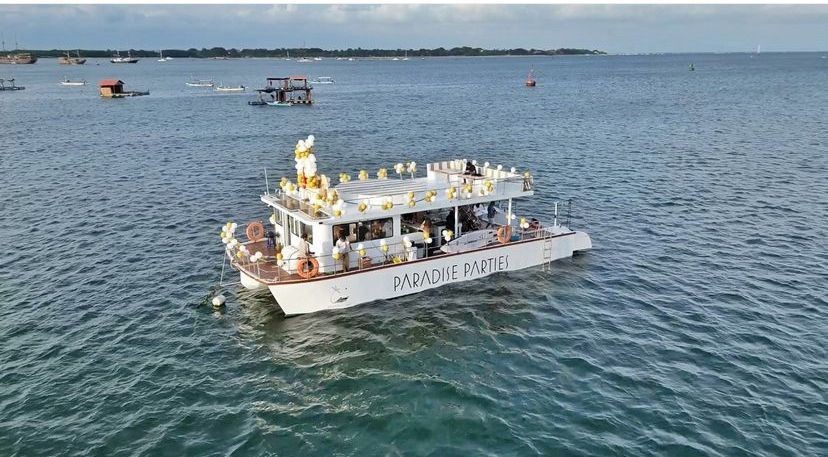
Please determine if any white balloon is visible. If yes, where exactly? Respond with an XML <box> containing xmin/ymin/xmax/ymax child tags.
<box><xmin>249</xmin><ymin>255</ymin><xmax>257</xmax><ymax>263</ymax></box>
<box><xmin>497</xmin><ymin>165</ymin><xmax>503</xmax><ymax>170</ymax></box>
<box><xmin>511</xmin><ymin>167</ymin><xmax>517</xmax><ymax>174</ymax></box>
<box><xmin>255</xmin><ymin>251</ymin><xmax>263</xmax><ymax>258</ymax></box>
<box><xmin>484</xmin><ymin>162</ymin><xmax>490</xmax><ymax>168</ymax></box>
<box><xmin>472</xmin><ymin>160</ymin><xmax>477</xmax><ymax>165</ymax></box>
<box><xmin>307</xmin><ymin>135</ymin><xmax>315</xmax><ymax>142</ymax></box>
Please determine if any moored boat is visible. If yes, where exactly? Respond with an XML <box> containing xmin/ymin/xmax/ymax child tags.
<box><xmin>248</xmin><ymin>76</ymin><xmax>313</xmax><ymax>106</ymax></box>
<box><xmin>311</xmin><ymin>76</ymin><xmax>334</xmax><ymax>84</ymax></box>
<box><xmin>186</xmin><ymin>78</ymin><xmax>214</xmax><ymax>87</ymax></box>
<box><xmin>219</xmin><ymin>136</ymin><xmax>592</xmax><ymax>316</ymax></box>
<box><xmin>58</xmin><ymin>51</ymin><xmax>86</xmax><ymax>65</ymax></box>
<box><xmin>98</xmin><ymin>79</ymin><xmax>149</xmax><ymax>97</ymax></box>
<box><xmin>111</xmin><ymin>51</ymin><xmax>139</xmax><ymax>64</ymax></box>
<box><xmin>0</xmin><ymin>78</ymin><xmax>25</xmax><ymax>90</ymax></box>
<box><xmin>59</xmin><ymin>77</ymin><xmax>86</xmax><ymax>86</ymax></box>
<box><xmin>215</xmin><ymin>84</ymin><xmax>245</xmax><ymax>92</ymax></box>
<box><xmin>525</xmin><ymin>66</ymin><xmax>536</xmax><ymax>87</ymax></box>
<box><xmin>0</xmin><ymin>52</ymin><xmax>37</xmax><ymax>64</ymax></box>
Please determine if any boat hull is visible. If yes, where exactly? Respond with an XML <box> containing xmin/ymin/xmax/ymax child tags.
<box><xmin>250</xmin><ymin>231</ymin><xmax>591</xmax><ymax>316</ymax></box>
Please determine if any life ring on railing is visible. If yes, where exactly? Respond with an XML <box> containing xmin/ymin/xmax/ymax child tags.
<box><xmin>246</xmin><ymin>221</ymin><xmax>265</xmax><ymax>242</ymax></box>
<box><xmin>496</xmin><ymin>225</ymin><xmax>512</xmax><ymax>244</ymax></box>
<box><xmin>296</xmin><ymin>257</ymin><xmax>319</xmax><ymax>279</ymax></box>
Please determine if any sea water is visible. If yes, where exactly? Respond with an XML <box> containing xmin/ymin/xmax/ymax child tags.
<box><xmin>1</xmin><ymin>53</ymin><xmax>826</xmax><ymax>455</ymax></box>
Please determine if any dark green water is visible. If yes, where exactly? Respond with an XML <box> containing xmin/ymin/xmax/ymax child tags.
<box><xmin>1</xmin><ymin>53</ymin><xmax>826</xmax><ymax>455</ymax></box>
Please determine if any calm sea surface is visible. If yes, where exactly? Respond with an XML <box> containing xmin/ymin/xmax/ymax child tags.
<box><xmin>1</xmin><ymin>54</ymin><xmax>826</xmax><ymax>456</ymax></box>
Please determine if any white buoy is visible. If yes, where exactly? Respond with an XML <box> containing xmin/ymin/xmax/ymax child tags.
<box><xmin>211</xmin><ymin>294</ymin><xmax>226</xmax><ymax>308</ymax></box>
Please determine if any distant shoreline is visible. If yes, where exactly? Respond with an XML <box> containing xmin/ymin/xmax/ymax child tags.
<box><xmin>12</xmin><ymin>47</ymin><xmax>606</xmax><ymax>59</ymax></box>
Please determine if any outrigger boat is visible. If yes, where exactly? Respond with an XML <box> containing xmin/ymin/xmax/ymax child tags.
<box><xmin>311</xmin><ymin>76</ymin><xmax>334</xmax><ymax>84</ymax></box>
<box><xmin>186</xmin><ymin>78</ymin><xmax>214</xmax><ymax>87</ymax></box>
<box><xmin>219</xmin><ymin>136</ymin><xmax>592</xmax><ymax>316</ymax></box>
<box><xmin>59</xmin><ymin>77</ymin><xmax>86</xmax><ymax>86</ymax></box>
<box><xmin>215</xmin><ymin>84</ymin><xmax>245</xmax><ymax>92</ymax></box>
<box><xmin>0</xmin><ymin>78</ymin><xmax>25</xmax><ymax>90</ymax></box>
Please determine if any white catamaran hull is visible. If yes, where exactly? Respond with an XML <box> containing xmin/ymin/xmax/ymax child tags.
<box><xmin>246</xmin><ymin>231</ymin><xmax>590</xmax><ymax>316</ymax></box>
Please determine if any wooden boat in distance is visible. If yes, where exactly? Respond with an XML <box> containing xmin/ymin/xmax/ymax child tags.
<box><xmin>60</xmin><ymin>77</ymin><xmax>86</xmax><ymax>86</ymax></box>
<box><xmin>525</xmin><ymin>67</ymin><xmax>536</xmax><ymax>87</ymax></box>
<box><xmin>0</xmin><ymin>78</ymin><xmax>25</xmax><ymax>90</ymax></box>
<box><xmin>99</xmin><ymin>79</ymin><xmax>149</xmax><ymax>97</ymax></box>
<box><xmin>59</xmin><ymin>51</ymin><xmax>86</xmax><ymax>65</ymax></box>
<box><xmin>0</xmin><ymin>52</ymin><xmax>37</xmax><ymax>64</ymax></box>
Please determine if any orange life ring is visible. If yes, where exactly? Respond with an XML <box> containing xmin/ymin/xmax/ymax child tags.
<box><xmin>246</xmin><ymin>221</ymin><xmax>265</xmax><ymax>242</ymax></box>
<box><xmin>296</xmin><ymin>257</ymin><xmax>319</xmax><ymax>279</ymax></box>
<box><xmin>496</xmin><ymin>225</ymin><xmax>512</xmax><ymax>244</ymax></box>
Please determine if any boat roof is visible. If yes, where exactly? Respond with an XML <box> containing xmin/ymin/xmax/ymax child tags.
<box><xmin>99</xmin><ymin>79</ymin><xmax>124</xmax><ymax>86</ymax></box>
<box><xmin>261</xmin><ymin>159</ymin><xmax>534</xmax><ymax>225</ymax></box>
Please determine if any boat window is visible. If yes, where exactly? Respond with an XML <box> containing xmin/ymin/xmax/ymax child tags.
<box><xmin>271</xmin><ymin>210</ymin><xmax>285</xmax><ymax>227</ymax></box>
<box><xmin>289</xmin><ymin>217</ymin><xmax>313</xmax><ymax>243</ymax></box>
<box><xmin>333</xmin><ymin>217</ymin><xmax>394</xmax><ymax>242</ymax></box>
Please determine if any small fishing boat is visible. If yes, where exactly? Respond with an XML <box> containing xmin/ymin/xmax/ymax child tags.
<box><xmin>59</xmin><ymin>77</ymin><xmax>86</xmax><ymax>86</ymax></box>
<box><xmin>525</xmin><ymin>66</ymin><xmax>536</xmax><ymax>87</ymax></box>
<box><xmin>310</xmin><ymin>76</ymin><xmax>334</xmax><ymax>85</ymax></box>
<box><xmin>689</xmin><ymin>63</ymin><xmax>695</xmax><ymax>71</ymax></box>
<box><xmin>215</xmin><ymin>84</ymin><xmax>246</xmax><ymax>92</ymax></box>
<box><xmin>0</xmin><ymin>78</ymin><xmax>25</xmax><ymax>90</ymax></box>
<box><xmin>217</xmin><ymin>136</ymin><xmax>591</xmax><ymax>316</ymax></box>
<box><xmin>186</xmin><ymin>78</ymin><xmax>214</xmax><ymax>87</ymax></box>
<box><xmin>111</xmin><ymin>51</ymin><xmax>139</xmax><ymax>64</ymax></box>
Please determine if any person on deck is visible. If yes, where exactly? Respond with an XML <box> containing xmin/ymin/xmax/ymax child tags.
<box><xmin>336</xmin><ymin>234</ymin><xmax>351</xmax><ymax>272</ymax></box>
<box><xmin>487</xmin><ymin>201</ymin><xmax>497</xmax><ymax>227</ymax></box>
<box><xmin>298</xmin><ymin>233</ymin><xmax>313</xmax><ymax>258</ymax></box>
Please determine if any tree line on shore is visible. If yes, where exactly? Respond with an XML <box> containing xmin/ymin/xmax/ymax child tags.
<box><xmin>27</xmin><ymin>46</ymin><xmax>605</xmax><ymax>58</ymax></box>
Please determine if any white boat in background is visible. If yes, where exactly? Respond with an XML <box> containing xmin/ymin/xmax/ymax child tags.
<box><xmin>297</xmin><ymin>57</ymin><xmax>312</xmax><ymax>63</ymax></box>
<box><xmin>186</xmin><ymin>78</ymin><xmax>214</xmax><ymax>87</ymax></box>
<box><xmin>219</xmin><ymin>135</ymin><xmax>592</xmax><ymax>316</ymax></box>
<box><xmin>215</xmin><ymin>84</ymin><xmax>246</xmax><ymax>92</ymax></box>
<box><xmin>264</xmin><ymin>101</ymin><xmax>293</xmax><ymax>107</ymax></box>
<box><xmin>311</xmin><ymin>76</ymin><xmax>334</xmax><ymax>85</ymax></box>
<box><xmin>59</xmin><ymin>77</ymin><xmax>86</xmax><ymax>86</ymax></box>
<box><xmin>157</xmin><ymin>50</ymin><xmax>168</xmax><ymax>62</ymax></box>
<box><xmin>313</xmin><ymin>57</ymin><xmax>323</xmax><ymax>61</ymax></box>
<box><xmin>402</xmin><ymin>50</ymin><xmax>409</xmax><ymax>61</ymax></box>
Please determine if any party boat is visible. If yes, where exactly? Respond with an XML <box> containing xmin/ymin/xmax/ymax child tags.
<box><xmin>219</xmin><ymin>136</ymin><xmax>591</xmax><ymax>316</ymax></box>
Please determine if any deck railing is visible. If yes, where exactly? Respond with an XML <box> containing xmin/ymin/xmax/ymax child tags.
<box><xmin>231</xmin><ymin>221</ymin><xmax>570</xmax><ymax>284</ymax></box>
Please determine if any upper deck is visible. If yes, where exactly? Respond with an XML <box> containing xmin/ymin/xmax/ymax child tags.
<box><xmin>261</xmin><ymin>159</ymin><xmax>534</xmax><ymax>224</ymax></box>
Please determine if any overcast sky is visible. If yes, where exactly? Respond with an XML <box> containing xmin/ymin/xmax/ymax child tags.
<box><xmin>1</xmin><ymin>4</ymin><xmax>827</xmax><ymax>53</ymax></box>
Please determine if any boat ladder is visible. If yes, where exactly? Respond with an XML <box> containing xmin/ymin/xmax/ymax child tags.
<box><xmin>542</xmin><ymin>232</ymin><xmax>555</xmax><ymax>270</ymax></box>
